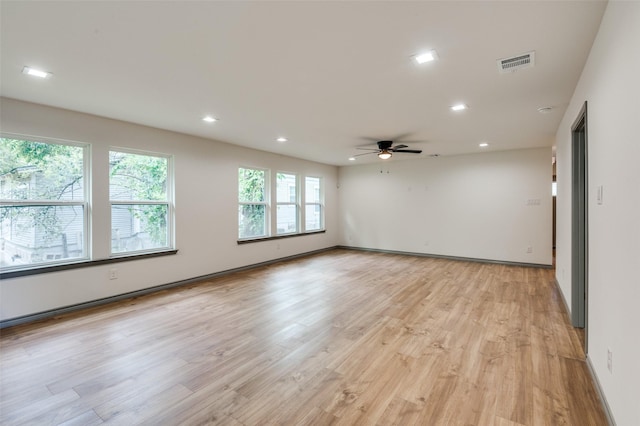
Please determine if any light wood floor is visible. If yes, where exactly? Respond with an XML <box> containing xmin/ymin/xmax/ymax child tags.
<box><xmin>0</xmin><ymin>249</ymin><xmax>608</xmax><ymax>425</ymax></box>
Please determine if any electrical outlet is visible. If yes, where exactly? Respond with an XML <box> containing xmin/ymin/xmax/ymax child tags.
<box><xmin>607</xmin><ymin>348</ymin><xmax>613</xmax><ymax>373</ymax></box>
<box><xmin>108</xmin><ymin>269</ymin><xmax>118</xmax><ymax>280</ymax></box>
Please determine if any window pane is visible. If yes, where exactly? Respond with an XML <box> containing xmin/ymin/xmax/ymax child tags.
<box><xmin>0</xmin><ymin>205</ymin><xmax>86</xmax><ymax>267</ymax></box>
<box><xmin>305</xmin><ymin>177</ymin><xmax>321</xmax><ymax>203</ymax></box>
<box><xmin>111</xmin><ymin>204</ymin><xmax>168</xmax><ymax>253</ymax></box>
<box><xmin>277</xmin><ymin>173</ymin><xmax>297</xmax><ymax>203</ymax></box>
<box><xmin>305</xmin><ymin>205</ymin><xmax>322</xmax><ymax>231</ymax></box>
<box><xmin>109</xmin><ymin>151</ymin><xmax>167</xmax><ymax>201</ymax></box>
<box><xmin>238</xmin><ymin>168</ymin><xmax>265</xmax><ymax>203</ymax></box>
<box><xmin>238</xmin><ymin>204</ymin><xmax>266</xmax><ymax>238</ymax></box>
<box><xmin>277</xmin><ymin>204</ymin><xmax>297</xmax><ymax>235</ymax></box>
<box><xmin>1</xmin><ymin>138</ymin><xmax>84</xmax><ymax>201</ymax></box>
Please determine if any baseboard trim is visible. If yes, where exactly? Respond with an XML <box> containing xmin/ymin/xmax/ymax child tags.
<box><xmin>586</xmin><ymin>355</ymin><xmax>617</xmax><ymax>426</ymax></box>
<box><xmin>338</xmin><ymin>245</ymin><xmax>554</xmax><ymax>269</ymax></box>
<box><xmin>553</xmin><ymin>278</ymin><xmax>616</xmax><ymax>425</ymax></box>
<box><xmin>0</xmin><ymin>245</ymin><xmax>552</xmax><ymax>329</ymax></box>
<box><xmin>0</xmin><ymin>246</ymin><xmax>337</xmax><ymax>329</ymax></box>
<box><xmin>554</xmin><ymin>277</ymin><xmax>572</xmax><ymax>316</ymax></box>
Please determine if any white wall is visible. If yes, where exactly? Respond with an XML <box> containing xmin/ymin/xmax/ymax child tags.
<box><xmin>555</xmin><ymin>2</ymin><xmax>640</xmax><ymax>425</ymax></box>
<box><xmin>338</xmin><ymin>148</ymin><xmax>552</xmax><ymax>265</ymax></box>
<box><xmin>0</xmin><ymin>98</ymin><xmax>339</xmax><ymax>321</ymax></box>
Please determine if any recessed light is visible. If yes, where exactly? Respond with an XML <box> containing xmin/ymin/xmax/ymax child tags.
<box><xmin>414</xmin><ymin>50</ymin><xmax>438</xmax><ymax>64</ymax></box>
<box><xmin>348</xmin><ymin>157</ymin><xmax>356</xmax><ymax>161</ymax></box>
<box><xmin>479</xmin><ymin>142</ymin><xmax>489</xmax><ymax>148</ymax></box>
<box><xmin>22</xmin><ymin>66</ymin><xmax>51</xmax><ymax>78</ymax></box>
<box><xmin>450</xmin><ymin>104</ymin><xmax>468</xmax><ymax>112</ymax></box>
<box><xmin>202</xmin><ymin>116</ymin><xmax>217</xmax><ymax>123</ymax></box>
<box><xmin>276</xmin><ymin>137</ymin><xmax>288</xmax><ymax>143</ymax></box>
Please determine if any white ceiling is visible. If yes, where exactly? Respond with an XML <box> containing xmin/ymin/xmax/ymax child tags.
<box><xmin>0</xmin><ymin>1</ymin><xmax>607</xmax><ymax>166</ymax></box>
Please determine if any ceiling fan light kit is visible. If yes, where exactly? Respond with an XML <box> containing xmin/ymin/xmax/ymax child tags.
<box><xmin>355</xmin><ymin>140</ymin><xmax>422</xmax><ymax>160</ymax></box>
<box><xmin>414</xmin><ymin>50</ymin><xmax>439</xmax><ymax>64</ymax></box>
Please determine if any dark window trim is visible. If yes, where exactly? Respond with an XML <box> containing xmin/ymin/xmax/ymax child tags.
<box><xmin>0</xmin><ymin>249</ymin><xmax>178</xmax><ymax>280</ymax></box>
<box><xmin>237</xmin><ymin>230</ymin><xmax>325</xmax><ymax>245</ymax></box>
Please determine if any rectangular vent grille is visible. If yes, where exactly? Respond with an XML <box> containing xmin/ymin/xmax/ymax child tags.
<box><xmin>498</xmin><ymin>51</ymin><xmax>535</xmax><ymax>73</ymax></box>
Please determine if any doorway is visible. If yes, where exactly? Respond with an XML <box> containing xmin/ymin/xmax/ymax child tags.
<box><xmin>571</xmin><ymin>102</ymin><xmax>588</xmax><ymax>352</ymax></box>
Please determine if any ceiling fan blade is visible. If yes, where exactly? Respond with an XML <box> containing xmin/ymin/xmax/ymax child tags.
<box><xmin>393</xmin><ymin>149</ymin><xmax>423</xmax><ymax>154</ymax></box>
<box><xmin>356</xmin><ymin>147</ymin><xmax>380</xmax><ymax>151</ymax></box>
<box><xmin>360</xmin><ymin>136</ymin><xmax>382</xmax><ymax>143</ymax></box>
<box><xmin>390</xmin><ymin>133</ymin><xmax>413</xmax><ymax>141</ymax></box>
<box><xmin>391</xmin><ymin>144</ymin><xmax>408</xmax><ymax>150</ymax></box>
<box><xmin>353</xmin><ymin>151</ymin><xmax>376</xmax><ymax>157</ymax></box>
<box><xmin>361</xmin><ymin>134</ymin><xmax>411</xmax><ymax>142</ymax></box>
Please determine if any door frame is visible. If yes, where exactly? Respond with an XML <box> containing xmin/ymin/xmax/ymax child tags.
<box><xmin>571</xmin><ymin>101</ymin><xmax>588</xmax><ymax>351</ymax></box>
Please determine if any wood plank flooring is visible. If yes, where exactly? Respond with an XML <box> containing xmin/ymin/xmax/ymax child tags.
<box><xmin>0</xmin><ymin>249</ymin><xmax>608</xmax><ymax>425</ymax></box>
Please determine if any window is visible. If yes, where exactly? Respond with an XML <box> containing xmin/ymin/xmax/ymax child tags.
<box><xmin>305</xmin><ymin>176</ymin><xmax>323</xmax><ymax>231</ymax></box>
<box><xmin>237</xmin><ymin>168</ymin><xmax>324</xmax><ymax>242</ymax></box>
<box><xmin>110</xmin><ymin>150</ymin><xmax>172</xmax><ymax>255</ymax></box>
<box><xmin>276</xmin><ymin>172</ymin><xmax>298</xmax><ymax>235</ymax></box>
<box><xmin>0</xmin><ymin>137</ymin><xmax>88</xmax><ymax>270</ymax></box>
<box><xmin>238</xmin><ymin>167</ymin><xmax>268</xmax><ymax>239</ymax></box>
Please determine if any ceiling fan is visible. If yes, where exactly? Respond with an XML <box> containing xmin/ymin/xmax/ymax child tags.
<box><xmin>354</xmin><ymin>140</ymin><xmax>423</xmax><ymax>160</ymax></box>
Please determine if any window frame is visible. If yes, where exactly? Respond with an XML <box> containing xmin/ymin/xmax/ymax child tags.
<box><xmin>109</xmin><ymin>147</ymin><xmax>174</xmax><ymax>257</ymax></box>
<box><xmin>276</xmin><ymin>171</ymin><xmax>299</xmax><ymax>236</ymax></box>
<box><xmin>238</xmin><ymin>166</ymin><xmax>270</xmax><ymax>240</ymax></box>
<box><xmin>236</xmin><ymin>168</ymin><xmax>326</xmax><ymax>244</ymax></box>
<box><xmin>304</xmin><ymin>175</ymin><xmax>324</xmax><ymax>232</ymax></box>
<box><xmin>0</xmin><ymin>134</ymin><xmax>90</xmax><ymax>272</ymax></box>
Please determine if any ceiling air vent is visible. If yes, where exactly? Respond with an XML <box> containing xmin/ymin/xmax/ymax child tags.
<box><xmin>497</xmin><ymin>51</ymin><xmax>535</xmax><ymax>73</ymax></box>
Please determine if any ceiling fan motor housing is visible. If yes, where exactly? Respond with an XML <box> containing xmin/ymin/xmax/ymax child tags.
<box><xmin>377</xmin><ymin>141</ymin><xmax>393</xmax><ymax>150</ymax></box>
